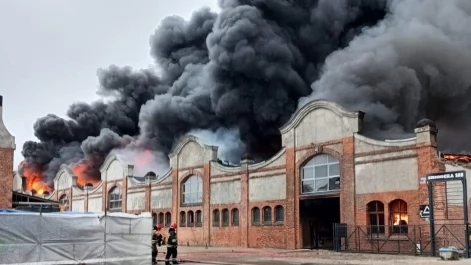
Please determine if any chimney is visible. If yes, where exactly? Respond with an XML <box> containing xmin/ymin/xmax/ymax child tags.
<box><xmin>414</xmin><ymin>118</ymin><xmax>438</xmax><ymax>147</ymax></box>
<box><xmin>21</xmin><ymin>176</ymin><xmax>27</xmax><ymax>192</ymax></box>
<box><xmin>72</xmin><ymin>175</ymin><xmax>78</xmax><ymax>186</ymax></box>
<box><xmin>127</xmin><ymin>164</ymin><xmax>134</xmax><ymax>177</ymax></box>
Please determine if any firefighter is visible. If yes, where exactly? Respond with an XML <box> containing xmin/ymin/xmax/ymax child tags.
<box><xmin>152</xmin><ymin>224</ymin><xmax>163</xmax><ymax>264</ymax></box>
<box><xmin>165</xmin><ymin>223</ymin><xmax>178</xmax><ymax>265</ymax></box>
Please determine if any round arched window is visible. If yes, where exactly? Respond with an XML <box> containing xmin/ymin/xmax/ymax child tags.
<box><xmin>301</xmin><ymin>154</ymin><xmax>340</xmax><ymax>194</ymax></box>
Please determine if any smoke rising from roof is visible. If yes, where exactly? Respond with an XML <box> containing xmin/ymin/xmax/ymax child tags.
<box><xmin>20</xmin><ymin>0</ymin><xmax>471</xmax><ymax>189</ymax></box>
<box><xmin>300</xmin><ymin>0</ymin><xmax>471</xmax><ymax>151</ymax></box>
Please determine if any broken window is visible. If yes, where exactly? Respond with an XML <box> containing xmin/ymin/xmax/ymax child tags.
<box><xmin>275</xmin><ymin>205</ymin><xmax>284</xmax><ymax>224</ymax></box>
<box><xmin>165</xmin><ymin>212</ymin><xmax>171</xmax><ymax>227</ymax></box>
<box><xmin>367</xmin><ymin>201</ymin><xmax>385</xmax><ymax>235</ymax></box>
<box><xmin>59</xmin><ymin>194</ymin><xmax>69</xmax><ymax>212</ymax></box>
<box><xmin>179</xmin><ymin>211</ymin><xmax>186</xmax><ymax>227</ymax></box>
<box><xmin>108</xmin><ymin>186</ymin><xmax>122</xmax><ymax>212</ymax></box>
<box><xmin>389</xmin><ymin>199</ymin><xmax>408</xmax><ymax>234</ymax></box>
<box><xmin>222</xmin><ymin>209</ymin><xmax>229</xmax><ymax>226</ymax></box>
<box><xmin>212</xmin><ymin>209</ymin><xmax>220</xmax><ymax>227</ymax></box>
<box><xmin>182</xmin><ymin>175</ymin><xmax>203</xmax><ymax>205</ymax></box>
<box><xmin>187</xmin><ymin>211</ymin><xmax>194</xmax><ymax>227</ymax></box>
<box><xmin>301</xmin><ymin>154</ymin><xmax>340</xmax><ymax>194</ymax></box>
<box><xmin>196</xmin><ymin>210</ymin><xmax>202</xmax><ymax>226</ymax></box>
<box><xmin>252</xmin><ymin>207</ymin><xmax>260</xmax><ymax>226</ymax></box>
<box><xmin>231</xmin><ymin>208</ymin><xmax>239</xmax><ymax>226</ymax></box>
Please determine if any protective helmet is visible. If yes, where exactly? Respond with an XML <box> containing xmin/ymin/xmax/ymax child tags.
<box><xmin>170</xmin><ymin>223</ymin><xmax>177</xmax><ymax>229</ymax></box>
<box><xmin>154</xmin><ymin>224</ymin><xmax>162</xmax><ymax>231</ymax></box>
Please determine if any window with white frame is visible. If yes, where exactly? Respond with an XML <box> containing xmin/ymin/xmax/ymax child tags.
<box><xmin>182</xmin><ymin>175</ymin><xmax>203</xmax><ymax>205</ymax></box>
<box><xmin>301</xmin><ymin>154</ymin><xmax>340</xmax><ymax>194</ymax></box>
<box><xmin>108</xmin><ymin>186</ymin><xmax>122</xmax><ymax>211</ymax></box>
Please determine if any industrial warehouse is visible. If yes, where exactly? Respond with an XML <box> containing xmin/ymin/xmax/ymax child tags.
<box><xmin>5</xmin><ymin>98</ymin><xmax>470</xmax><ymax>253</ymax></box>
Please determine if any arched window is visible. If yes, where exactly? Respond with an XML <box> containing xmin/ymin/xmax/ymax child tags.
<box><xmin>263</xmin><ymin>206</ymin><xmax>272</xmax><ymax>225</ymax></box>
<box><xmin>367</xmin><ymin>201</ymin><xmax>385</xmax><ymax>235</ymax></box>
<box><xmin>108</xmin><ymin>186</ymin><xmax>122</xmax><ymax>211</ymax></box>
<box><xmin>196</xmin><ymin>210</ymin><xmax>203</xmax><ymax>226</ymax></box>
<box><xmin>179</xmin><ymin>211</ymin><xmax>186</xmax><ymax>227</ymax></box>
<box><xmin>182</xmin><ymin>175</ymin><xmax>203</xmax><ymax>205</ymax></box>
<box><xmin>231</xmin><ymin>208</ymin><xmax>239</xmax><ymax>226</ymax></box>
<box><xmin>301</xmin><ymin>154</ymin><xmax>340</xmax><ymax>194</ymax></box>
<box><xmin>390</xmin><ymin>199</ymin><xmax>408</xmax><ymax>234</ymax></box>
<box><xmin>212</xmin><ymin>209</ymin><xmax>220</xmax><ymax>227</ymax></box>
<box><xmin>59</xmin><ymin>194</ymin><xmax>69</xmax><ymax>212</ymax></box>
<box><xmin>222</xmin><ymin>209</ymin><xmax>229</xmax><ymax>226</ymax></box>
<box><xmin>152</xmin><ymin>213</ymin><xmax>157</xmax><ymax>226</ymax></box>
<box><xmin>252</xmin><ymin>207</ymin><xmax>260</xmax><ymax>226</ymax></box>
<box><xmin>165</xmin><ymin>212</ymin><xmax>171</xmax><ymax>227</ymax></box>
<box><xmin>275</xmin><ymin>206</ymin><xmax>284</xmax><ymax>224</ymax></box>
<box><xmin>187</xmin><ymin>211</ymin><xmax>195</xmax><ymax>227</ymax></box>
<box><xmin>158</xmin><ymin>212</ymin><xmax>164</xmax><ymax>225</ymax></box>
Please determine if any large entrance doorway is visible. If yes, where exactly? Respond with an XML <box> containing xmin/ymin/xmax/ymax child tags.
<box><xmin>300</xmin><ymin>197</ymin><xmax>340</xmax><ymax>249</ymax></box>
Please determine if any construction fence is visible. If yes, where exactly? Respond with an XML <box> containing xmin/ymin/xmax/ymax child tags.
<box><xmin>0</xmin><ymin>210</ymin><xmax>152</xmax><ymax>265</ymax></box>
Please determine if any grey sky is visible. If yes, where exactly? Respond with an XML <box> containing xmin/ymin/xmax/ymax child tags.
<box><xmin>0</xmin><ymin>0</ymin><xmax>219</xmax><ymax>168</ymax></box>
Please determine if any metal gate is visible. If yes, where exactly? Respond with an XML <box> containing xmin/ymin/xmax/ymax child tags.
<box><xmin>426</xmin><ymin>170</ymin><xmax>470</xmax><ymax>258</ymax></box>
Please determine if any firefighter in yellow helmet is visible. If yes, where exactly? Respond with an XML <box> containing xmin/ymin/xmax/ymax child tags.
<box><xmin>152</xmin><ymin>224</ymin><xmax>163</xmax><ymax>264</ymax></box>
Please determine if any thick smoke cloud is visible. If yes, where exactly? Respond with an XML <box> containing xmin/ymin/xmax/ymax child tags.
<box><xmin>24</xmin><ymin>0</ymin><xmax>470</xmax><ymax>190</ymax></box>
<box><xmin>300</xmin><ymin>0</ymin><xmax>471</xmax><ymax>152</ymax></box>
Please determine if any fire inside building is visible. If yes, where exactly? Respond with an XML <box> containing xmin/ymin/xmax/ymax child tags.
<box><xmin>2</xmin><ymin>95</ymin><xmax>471</xmax><ymax>254</ymax></box>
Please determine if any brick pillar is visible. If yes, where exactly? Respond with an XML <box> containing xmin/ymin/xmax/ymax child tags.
<box><xmin>171</xmin><ymin>168</ymin><xmax>179</xmax><ymax>226</ymax></box>
<box><xmin>0</xmin><ymin>95</ymin><xmax>15</xmax><ymax>209</ymax></box>
<box><xmin>203</xmin><ymin>163</ymin><xmax>211</xmax><ymax>245</ymax></box>
<box><xmin>145</xmin><ymin>177</ymin><xmax>151</xmax><ymax>212</ymax></box>
<box><xmin>102</xmin><ymin>181</ymin><xmax>108</xmax><ymax>211</ymax></box>
<box><xmin>0</xmin><ymin>148</ymin><xmax>14</xmax><ymax>208</ymax></box>
<box><xmin>285</xmin><ymin>147</ymin><xmax>297</xmax><ymax>249</ymax></box>
<box><xmin>415</xmin><ymin>124</ymin><xmax>441</xmax><ymax>217</ymax></box>
<box><xmin>341</xmin><ymin>137</ymin><xmax>356</xmax><ymax>226</ymax></box>
<box><xmin>239</xmin><ymin>160</ymin><xmax>250</xmax><ymax>247</ymax></box>
<box><xmin>122</xmin><ymin>177</ymin><xmax>128</xmax><ymax>213</ymax></box>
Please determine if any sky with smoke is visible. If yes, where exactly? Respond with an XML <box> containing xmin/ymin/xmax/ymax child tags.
<box><xmin>3</xmin><ymin>0</ymin><xmax>471</xmax><ymax>188</ymax></box>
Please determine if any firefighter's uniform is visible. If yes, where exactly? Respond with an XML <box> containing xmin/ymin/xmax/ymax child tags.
<box><xmin>152</xmin><ymin>225</ymin><xmax>163</xmax><ymax>264</ymax></box>
<box><xmin>165</xmin><ymin>223</ymin><xmax>178</xmax><ymax>265</ymax></box>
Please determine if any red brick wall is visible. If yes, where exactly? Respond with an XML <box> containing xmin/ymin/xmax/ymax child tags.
<box><xmin>0</xmin><ymin>148</ymin><xmax>13</xmax><ymax>208</ymax></box>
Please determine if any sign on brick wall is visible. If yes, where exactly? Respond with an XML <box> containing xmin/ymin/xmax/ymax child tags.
<box><xmin>419</xmin><ymin>205</ymin><xmax>430</xmax><ymax>218</ymax></box>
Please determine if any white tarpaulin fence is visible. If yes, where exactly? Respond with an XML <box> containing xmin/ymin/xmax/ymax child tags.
<box><xmin>0</xmin><ymin>211</ymin><xmax>152</xmax><ymax>265</ymax></box>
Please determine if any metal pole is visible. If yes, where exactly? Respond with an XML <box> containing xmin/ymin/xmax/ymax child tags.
<box><xmin>462</xmin><ymin>177</ymin><xmax>469</xmax><ymax>258</ymax></box>
<box><xmin>428</xmin><ymin>181</ymin><xmax>436</xmax><ymax>257</ymax></box>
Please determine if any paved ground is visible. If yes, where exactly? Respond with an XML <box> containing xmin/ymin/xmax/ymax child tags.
<box><xmin>155</xmin><ymin>246</ymin><xmax>471</xmax><ymax>264</ymax></box>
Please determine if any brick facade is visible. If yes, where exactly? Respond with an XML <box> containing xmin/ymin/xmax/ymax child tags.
<box><xmin>10</xmin><ymin>100</ymin><xmax>471</xmax><ymax>251</ymax></box>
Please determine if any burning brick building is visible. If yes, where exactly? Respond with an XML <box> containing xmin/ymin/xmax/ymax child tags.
<box><xmin>12</xmin><ymin>100</ymin><xmax>471</xmax><ymax>250</ymax></box>
<box><xmin>0</xmin><ymin>95</ymin><xmax>15</xmax><ymax>209</ymax></box>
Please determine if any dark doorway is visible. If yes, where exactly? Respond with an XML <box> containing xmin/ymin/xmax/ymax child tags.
<box><xmin>300</xmin><ymin>197</ymin><xmax>340</xmax><ymax>249</ymax></box>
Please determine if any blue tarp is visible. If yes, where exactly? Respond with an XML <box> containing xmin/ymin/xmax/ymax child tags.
<box><xmin>0</xmin><ymin>209</ymin><xmax>96</xmax><ymax>214</ymax></box>
<box><xmin>0</xmin><ymin>209</ymin><xmax>29</xmax><ymax>213</ymax></box>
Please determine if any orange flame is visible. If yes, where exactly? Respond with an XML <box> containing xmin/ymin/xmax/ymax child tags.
<box><xmin>443</xmin><ymin>154</ymin><xmax>471</xmax><ymax>162</ymax></box>
<box><xmin>393</xmin><ymin>213</ymin><xmax>408</xmax><ymax>226</ymax></box>
<box><xmin>21</xmin><ymin>162</ymin><xmax>50</xmax><ymax>195</ymax></box>
<box><xmin>73</xmin><ymin>161</ymin><xmax>100</xmax><ymax>187</ymax></box>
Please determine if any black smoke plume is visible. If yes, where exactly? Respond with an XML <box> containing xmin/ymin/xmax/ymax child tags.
<box><xmin>23</xmin><ymin>0</ymin><xmax>471</xmax><ymax>190</ymax></box>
